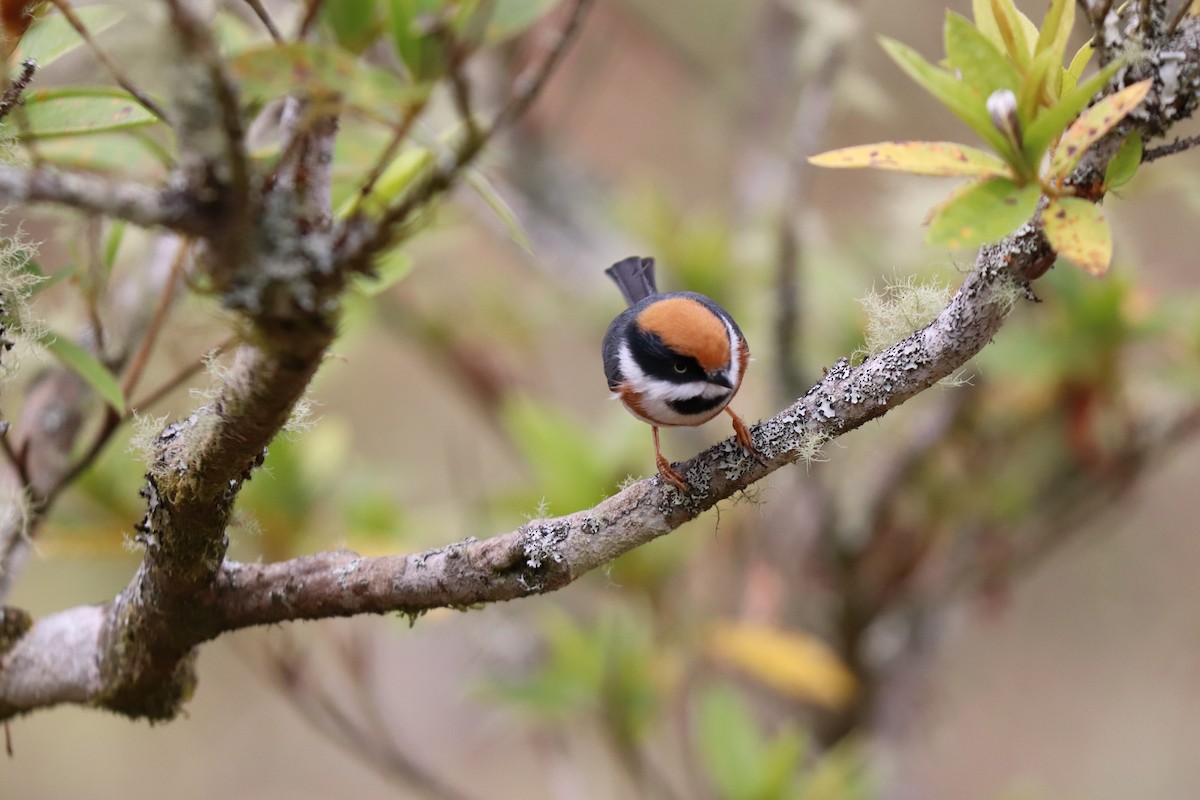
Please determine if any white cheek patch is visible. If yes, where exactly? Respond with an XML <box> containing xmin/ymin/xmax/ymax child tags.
<box><xmin>722</xmin><ymin>317</ymin><xmax>742</xmax><ymax>386</ymax></box>
<box><xmin>617</xmin><ymin>341</ymin><xmax>644</xmax><ymax>386</ymax></box>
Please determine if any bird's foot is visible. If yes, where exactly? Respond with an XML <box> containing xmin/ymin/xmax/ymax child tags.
<box><xmin>655</xmin><ymin>453</ymin><xmax>691</xmax><ymax>492</ymax></box>
<box><xmin>727</xmin><ymin>408</ymin><xmax>767</xmax><ymax>467</ymax></box>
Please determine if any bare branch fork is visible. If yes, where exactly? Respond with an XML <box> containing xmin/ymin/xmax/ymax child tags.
<box><xmin>0</xmin><ymin>1</ymin><xmax>1197</xmax><ymax>723</ymax></box>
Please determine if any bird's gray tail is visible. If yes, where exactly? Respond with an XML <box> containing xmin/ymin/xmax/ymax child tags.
<box><xmin>605</xmin><ymin>256</ymin><xmax>658</xmax><ymax>306</ymax></box>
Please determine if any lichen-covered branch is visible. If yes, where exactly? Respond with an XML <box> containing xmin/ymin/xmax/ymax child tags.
<box><xmin>0</xmin><ymin>166</ymin><xmax>206</xmax><ymax>234</ymax></box>
<box><xmin>0</xmin><ymin>225</ymin><xmax>1040</xmax><ymax>719</ymax></box>
<box><xmin>1</xmin><ymin>1</ymin><xmax>1198</xmax><ymax>726</ymax></box>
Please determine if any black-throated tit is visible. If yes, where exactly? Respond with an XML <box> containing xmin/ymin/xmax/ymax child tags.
<box><xmin>602</xmin><ymin>256</ymin><xmax>759</xmax><ymax>490</ymax></box>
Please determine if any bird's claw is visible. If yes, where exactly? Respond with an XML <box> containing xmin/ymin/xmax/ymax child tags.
<box><xmin>655</xmin><ymin>454</ymin><xmax>691</xmax><ymax>492</ymax></box>
<box><xmin>729</xmin><ymin>412</ymin><xmax>767</xmax><ymax>467</ymax></box>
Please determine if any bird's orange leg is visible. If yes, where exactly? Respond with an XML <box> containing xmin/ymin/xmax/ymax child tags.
<box><xmin>726</xmin><ymin>407</ymin><xmax>766</xmax><ymax>465</ymax></box>
<box><xmin>652</xmin><ymin>426</ymin><xmax>689</xmax><ymax>491</ymax></box>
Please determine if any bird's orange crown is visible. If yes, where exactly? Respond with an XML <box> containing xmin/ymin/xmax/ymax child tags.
<box><xmin>636</xmin><ymin>297</ymin><xmax>730</xmax><ymax>371</ymax></box>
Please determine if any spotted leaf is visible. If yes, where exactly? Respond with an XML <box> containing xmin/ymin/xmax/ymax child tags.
<box><xmin>1043</xmin><ymin>196</ymin><xmax>1112</xmax><ymax>275</ymax></box>
<box><xmin>927</xmin><ymin>176</ymin><xmax>1042</xmax><ymax>248</ymax></box>
<box><xmin>808</xmin><ymin>140</ymin><xmax>1011</xmax><ymax>178</ymax></box>
<box><xmin>1050</xmin><ymin>80</ymin><xmax>1152</xmax><ymax>179</ymax></box>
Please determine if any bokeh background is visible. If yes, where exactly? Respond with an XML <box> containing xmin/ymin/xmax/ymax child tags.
<box><xmin>4</xmin><ymin>0</ymin><xmax>1200</xmax><ymax>798</ymax></box>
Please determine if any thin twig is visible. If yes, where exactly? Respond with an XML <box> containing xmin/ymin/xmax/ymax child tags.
<box><xmin>1168</xmin><ymin>0</ymin><xmax>1193</xmax><ymax>34</ymax></box>
<box><xmin>295</xmin><ymin>0</ymin><xmax>324</xmax><ymax>41</ymax></box>
<box><xmin>129</xmin><ymin>336</ymin><xmax>233</xmax><ymax>412</ymax></box>
<box><xmin>1092</xmin><ymin>0</ymin><xmax>1117</xmax><ymax>31</ymax></box>
<box><xmin>489</xmin><ymin>0</ymin><xmax>594</xmax><ymax>133</ymax></box>
<box><xmin>46</xmin><ymin>0</ymin><xmax>167</xmax><ymax>121</ymax></box>
<box><xmin>120</xmin><ymin>241</ymin><xmax>189</xmax><ymax>399</ymax></box>
<box><xmin>242</xmin><ymin>0</ymin><xmax>284</xmax><ymax>42</ymax></box>
<box><xmin>1142</xmin><ymin>132</ymin><xmax>1200</xmax><ymax>161</ymax></box>
<box><xmin>41</xmin><ymin>331</ymin><xmax>229</xmax><ymax>508</ymax></box>
<box><xmin>82</xmin><ymin>217</ymin><xmax>108</xmax><ymax>357</ymax></box>
<box><xmin>333</xmin><ymin>101</ymin><xmax>426</xmax><ymax>246</ymax></box>
<box><xmin>436</xmin><ymin>22</ymin><xmax>480</xmax><ymax>141</ymax></box>
<box><xmin>338</xmin><ymin>0</ymin><xmax>594</xmax><ymax>269</ymax></box>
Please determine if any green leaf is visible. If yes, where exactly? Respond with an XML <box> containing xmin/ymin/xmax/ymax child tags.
<box><xmin>465</xmin><ymin>168</ymin><xmax>534</xmax><ymax>252</ymax></box>
<box><xmin>1022</xmin><ymin>58</ymin><xmax>1123</xmax><ymax>165</ymax></box>
<box><xmin>32</xmin><ymin>130</ymin><xmax>171</xmax><ymax>176</ymax></box>
<box><xmin>1064</xmin><ymin>41</ymin><xmax>1094</xmax><ymax>89</ymax></box>
<box><xmin>19</xmin><ymin>260</ymin><xmax>74</xmax><ymax>295</ymax></box>
<box><xmin>337</xmin><ymin>145</ymin><xmax>434</xmax><ymax>218</ymax></box>
<box><xmin>38</xmin><ymin>332</ymin><xmax>125</xmax><ymax>413</ymax></box>
<box><xmin>9</xmin><ymin>88</ymin><xmax>159</xmax><ymax>139</ymax></box>
<box><xmin>879</xmin><ymin>36</ymin><xmax>1015</xmax><ymax>163</ymax></box>
<box><xmin>501</xmin><ymin>395</ymin><xmax>612</xmax><ymax>511</ymax></box>
<box><xmin>1049</xmin><ymin>79</ymin><xmax>1151</xmax><ymax>178</ymax></box>
<box><xmin>698</xmin><ymin>685</ymin><xmax>768</xmax><ymax>800</ymax></box>
<box><xmin>1043</xmin><ymin>196</ymin><xmax>1112</xmax><ymax>275</ymax></box>
<box><xmin>795</xmin><ymin>744</ymin><xmax>872</xmax><ymax>800</ymax></box>
<box><xmin>11</xmin><ymin>6</ymin><xmax>125</xmax><ymax>70</ymax></box>
<box><xmin>487</xmin><ymin>0</ymin><xmax>563</xmax><ymax>43</ymax></box>
<box><xmin>104</xmin><ymin>221</ymin><xmax>126</xmax><ymax>272</ymax></box>
<box><xmin>988</xmin><ymin>0</ymin><xmax>1034</xmax><ymax>68</ymax></box>
<box><xmin>229</xmin><ymin>43</ymin><xmax>429</xmax><ymax>123</ymax></box>
<box><xmin>697</xmin><ymin>685</ymin><xmax>806</xmax><ymax>800</ymax></box>
<box><xmin>927</xmin><ymin>176</ymin><xmax>1042</xmax><ymax>248</ymax></box>
<box><xmin>972</xmin><ymin>0</ymin><xmax>1004</xmax><ymax>51</ymax></box>
<box><xmin>483</xmin><ymin>609</ymin><xmax>662</xmax><ymax>734</ymax></box>
<box><xmin>944</xmin><ymin>12</ymin><xmax>1021</xmax><ymax>101</ymax></box>
<box><xmin>319</xmin><ymin>0</ymin><xmax>382</xmax><ymax>52</ymax></box>
<box><xmin>808</xmin><ymin>140</ymin><xmax>1012</xmax><ymax>178</ymax></box>
<box><xmin>1104</xmin><ymin>132</ymin><xmax>1143</xmax><ymax>189</ymax></box>
<box><xmin>1034</xmin><ymin>0</ymin><xmax>1075</xmax><ymax>80</ymax></box>
<box><xmin>387</xmin><ymin>0</ymin><xmax>448</xmax><ymax>81</ymax></box>
<box><xmin>1017</xmin><ymin>47</ymin><xmax>1058</xmax><ymax>123</ymax></box>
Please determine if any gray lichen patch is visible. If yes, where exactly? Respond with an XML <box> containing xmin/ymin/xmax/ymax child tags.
<box><xmin>521</xmin><ymin>520</ymin><xmax>570</xmax><ymax>571</ymax></box>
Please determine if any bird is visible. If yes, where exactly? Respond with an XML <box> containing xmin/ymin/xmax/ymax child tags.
<box><xmin>602</xmin><ymin>255</ymin><xmax>761</xmax><ymax>490</ymax></box>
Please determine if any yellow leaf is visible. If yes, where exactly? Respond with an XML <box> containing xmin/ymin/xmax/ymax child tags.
<box><xmin>1043</xmin><ymin>196</ymin><xmax>1112</xmax><ymax>275</ymax></box>
<box><xmin>707</xmin><ymin>621</ymin><xmax>857</xmax><ymax>709</ymax></box>
<box><xmin>1050</xmin><ymin>80</ymin><xmax>1152</xmax><ymax>178</ymax></box>
<box><xmin>808</xmin><ymin>141</ymin><xmax>1011</xmax><ymax>178</ymax></box>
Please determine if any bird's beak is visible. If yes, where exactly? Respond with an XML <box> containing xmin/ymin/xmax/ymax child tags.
<box><xmin>707</xmin><ymin>371</ymin><xmax>733</xmax><ymax>389</ymax></box>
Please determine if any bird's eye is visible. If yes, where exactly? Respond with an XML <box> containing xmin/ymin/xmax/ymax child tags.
<box><xmin>673</xmin><ymin>362</ymin><xmax>688</xmax><ymax>374</ymax></box>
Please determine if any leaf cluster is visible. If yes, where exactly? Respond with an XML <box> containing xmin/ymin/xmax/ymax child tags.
<box><xmin>810</xmin><ymin>0</ymin><xmax>1151</xmax><ymax>275</ymax></box>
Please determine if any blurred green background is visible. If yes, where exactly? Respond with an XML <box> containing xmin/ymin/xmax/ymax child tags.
<box><xmin>4</xmin><ymin>0</ymin><xmax>1200</xmax><ymax>798</ymax></box>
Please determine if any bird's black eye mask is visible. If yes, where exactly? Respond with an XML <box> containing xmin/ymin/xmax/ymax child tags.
<box><xmin>629</xmin><ymin>323</ymin><xmax>706</xmax><ymax>384</ymax></box>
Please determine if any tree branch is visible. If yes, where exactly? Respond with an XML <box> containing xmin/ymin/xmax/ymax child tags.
<box><xmin>0</xmin><ymin>221</ymin><xmax>1041</xmax><ymax>718</ymax></box>
<box><xmin>3</xmin><ymin>1</ymin><xmax>1199</xmax><ymax>727</ymax></box>
<box><xmin>0</xmin><ymin>166</ymin><xmax>205</xmax><ymax>233</ymax></box>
